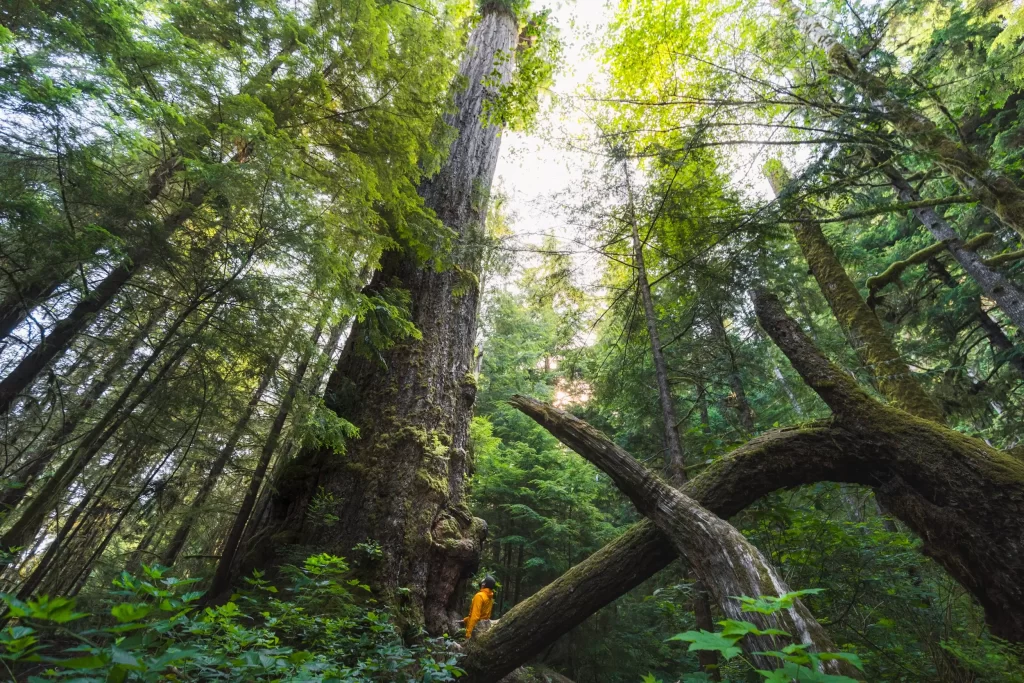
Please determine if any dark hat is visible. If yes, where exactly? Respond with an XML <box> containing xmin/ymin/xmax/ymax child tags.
<box><xmin>482</xmin><ymin>575</ymin><xmax>496</xmax><ymax>589</ymax></box>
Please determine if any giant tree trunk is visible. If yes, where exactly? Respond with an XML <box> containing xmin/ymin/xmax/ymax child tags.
<box><xmin>766</xmin><ymin>162</ymin><xmax>943</xmax><ymax>422</ymax></box>
<box><xmin>509</xmin><ymin>395</ymin><xmax>856</xmax><ymax>676</ymax></box>
<box><xmin>458</xmin><ymin>295</ymin><xmax>1024</xmax><ymax>682</ymax></box>
<box><xmin>240</xmin><ymin>6</ymin><xmax>518</xmax><ymax>635</ymax></box>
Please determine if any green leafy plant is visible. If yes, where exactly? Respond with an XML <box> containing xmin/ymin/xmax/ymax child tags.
<box><xmin>660</xmin><ymin>590</ymin><xmax>863</xmax><ymax>683</ymax></box>
<box><xmin>0</xmin><ymin>556</ymin><xmax>462</xmax><ymax>682</ymax></box>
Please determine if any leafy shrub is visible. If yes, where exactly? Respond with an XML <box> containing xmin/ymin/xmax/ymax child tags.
<box><xmin>0</xmin><ymin>554</ymin><xmax>462</xmax><ymax>682</ymax></box>
<box><xmin>651</xmin><ymin>590</ymin><xmax>864</xmax><ymax>683</ymax></box>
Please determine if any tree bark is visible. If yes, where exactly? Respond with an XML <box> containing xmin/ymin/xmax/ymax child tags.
<box><xmin>458</xmin><ymin>304</ymin><xmax>1024</xmax><ymax>682</ymax></box>
<box><xmin>241</xmin><ymin>6</ymin><xmax>518</xmax><ymax>635</ymax></box>
<box><xmin>786</xmin><ymin>3</ymin><xmax>1024</xmax><ymax>238</ymax></box>
<box><xmin>766</xmin><ymin>162</ymin><xmax>943</xmax><ymax>422</ymax></box>
<box><xmin>878</xmin><ymin>162</ymin><xmax>1024</xmax><ymax>331</ymax></box>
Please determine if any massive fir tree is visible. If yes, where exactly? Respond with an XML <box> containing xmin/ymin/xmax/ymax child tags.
<box><xmin>235</xmin><ymin>1</ymin><xmax>521</xmax><ymax>635</ymax></box>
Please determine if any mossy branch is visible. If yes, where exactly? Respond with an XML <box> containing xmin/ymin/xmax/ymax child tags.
<box><xmin>984</xmin><ymin>249</ymin><xmax>1024</xmax><ymax>268</ymax></box>
<box><xmin>962</xmin><ymin>232</ymin><xmax>995</xmax><ymax>251</ymax></box>
<box><xmin>866</xmin><ymin>241</ymin><xmax>949</xmax><ymax>293</ymax></box>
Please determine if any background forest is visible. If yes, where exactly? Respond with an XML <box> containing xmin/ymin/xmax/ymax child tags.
<box><xmin>2</xmin><ymin>0</ymin><xmax>1024</xmax><ymax>680</ymax></box>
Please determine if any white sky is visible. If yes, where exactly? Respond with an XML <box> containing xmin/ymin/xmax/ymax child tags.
<box><xmin>493</xmin><ymin>0</ymin><xmax>614</xmax><ymax>256</ymax></box>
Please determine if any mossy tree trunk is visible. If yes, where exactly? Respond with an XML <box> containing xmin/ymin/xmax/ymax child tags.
<box><xmin>459</xmin><ymin>296</ymin><xmax>1024</xmax><ymax>682</ymax></box>
<box><xmin>766</xmin><ymin>162</ymin><xmax>943</xmax><ymax>422</ymax></box>
<box><xmin>240</xmin><ymin>6</ymin><xmax>518</xmax><ymax>636</ymax></box>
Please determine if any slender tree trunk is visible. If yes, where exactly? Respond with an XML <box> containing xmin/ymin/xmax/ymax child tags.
<box><xmin>927</xmin><ymin>259</ymin><xmax>1024</xmax><ymax>378</ymax></box>
<box><xmin>242</xmin><ymin>6</ymin><xmax>518</xmax><ymax>636</ymax></box>
<box><xmin>625</xmin><ymin>166</ymin><xmax>687</xmax><ymax>479</ymax></box>
<box><xmin>879</xmin><ymin>162</ymin><xmax>1024</xmax><ymax>330</ymax></box>
<box><xmin>509</xmin><ymin>395</ymin><xmax>856</xmax><ymax>676</ymax></box>
<box><xmin>623</xmin><ymin>162</ymin><xmax>720</xmax><ymax>675</ymax></box>
<box><xmin>64</xmin><ymin>413</ymin><xmax>196</xmax><ymax>595</ymax></box>
<box><xmin>773</xmin><ymin>365</ymin><xmax>804</xmax><ymax>416</ymax></box>
<box><xmin>711</xmin><ymin>310</ymin><xmax>755</xmax><ymax>433</ymax></box>
<box><xmin>209</xmin><ymin>319</ymin><xmax>325</xmax><ymax>596</ymax></box>
<box><xmin>766</xmin><ymin>162</ymin><xmax>943</xmax><ymax>422</ymax></box>
<box><xmin>0</xmin><ymin>301</ymin><xmax>215</xmax><ymax>562</ymax></box>
<box><xmin>161</xmin><ymin>353</ymin><xmax>281</xmax><ymax>566</ymax></box>
<box><xmin>785</xmin><ymin>2</ymin><xmax>1024</xmax><ymax>237</ymax></box>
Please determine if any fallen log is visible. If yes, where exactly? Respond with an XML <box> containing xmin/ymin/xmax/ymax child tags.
<box><xmin>509</xmin><ymin>394</ymin><xmax>857</xmax><ymax>676</ymax></box>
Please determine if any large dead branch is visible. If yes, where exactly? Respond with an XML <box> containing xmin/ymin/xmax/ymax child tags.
<box><xmin>508</xmin><ymin>395</ymin><xmax>856</xmax><ymax>676</ymax></box>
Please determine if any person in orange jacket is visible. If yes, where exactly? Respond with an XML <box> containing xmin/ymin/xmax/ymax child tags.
<box><xmin>463</xmin><ymin>575</ymin><xmax>496</xmax><ymax>639</ymax></box>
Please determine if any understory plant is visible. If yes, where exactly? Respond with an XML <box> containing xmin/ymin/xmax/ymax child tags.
<box><xmin>653</xmin><ymin>590</ymin><xmax>864</xmax><ymax>683</ymax></box>
<box><xmin>0</xmin><ymin>554</ymin><xmax>462</xmax><ymax>682</ymax></box>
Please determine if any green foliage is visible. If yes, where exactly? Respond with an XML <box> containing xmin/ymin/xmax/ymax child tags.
<box><xmin>302</xmin><ymin>399</ymin><xmax>360</xmax><ymax>456</ymax></box>
<box><xmin>666</xmin><ymin>591</ymin><xmax>862</xmax><ymax>683</ymax></box>
<box><xmin>0</xmin><ymin>556</ymin><xmax>463</xmax><ymax>681</ymax></box>
<box><xmin>484</xmin><ymin>8</ymin><xmax>562</xmax><ymax>132</ymax></box>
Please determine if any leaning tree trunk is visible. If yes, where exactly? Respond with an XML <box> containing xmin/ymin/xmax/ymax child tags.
<box><xmin>928</xmin><ymin>259</ymin><xmax>1024</xmax><ymax>378</ymax></box>
<box><xmin>239</xmin><ymin>6</ymin><xmax>518</xmax><ymax>635</ymax></box>
<box><xmin>0</xmin><ymin>300</ymin><xmax>216</xmax><ymax>564</ymax></box>
<box><xmin>766</xmin><ymin>162</ymin><xmax>943</xmax><ymax>422</ymax></box>
<box><xmin>509</xmin><ymin>395</ymin><xmax>857</xmax><ymax>677</ymax></box>
<box><xmin>782</xmin><ymin>1</ymin><xmax>1024</xmax><ymax>238</ymax></box>
<box><xmin>0</xmin><ymin>185</ymin><xmax>207</xmax><ymax>417</ymax></box>
<box><xmin>210</xmin><ymin>319</ymin><xmax>324</xmax><ymax>596</ymax></box>
<box><xmin>878</xmin><ymin>161</ymin><xmax>1024</xmax><ymax>331</ymax></box>
<box><xmin>0</xmin><ymin>303</ymin><xmax>167</xmax><ymax>515</ymax></box>
<box><xmin>160</xmin><ymin>351</ymin><xmax>281</xmax><ymax>566</ymax></box>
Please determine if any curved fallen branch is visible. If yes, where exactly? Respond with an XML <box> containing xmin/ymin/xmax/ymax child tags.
<box><xmin>460</xmin><ymin>295</ymin><xmax>1024</xmax><ymax>683</ymax></box>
